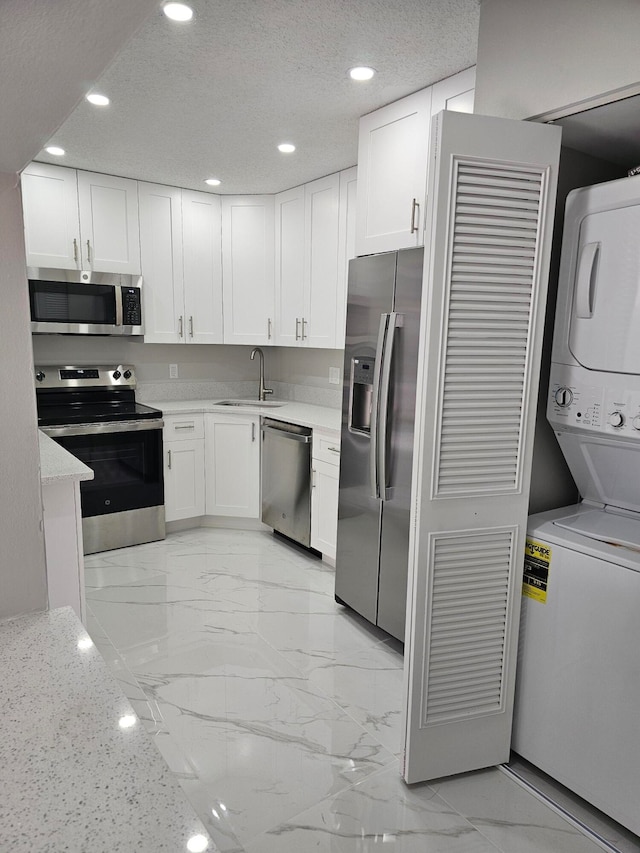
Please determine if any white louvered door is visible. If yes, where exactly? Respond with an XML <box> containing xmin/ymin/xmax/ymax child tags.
<box><xmin>403</xmin><ymin>111</ymin><xmax>561</xmax><ymax>783</ymax></box>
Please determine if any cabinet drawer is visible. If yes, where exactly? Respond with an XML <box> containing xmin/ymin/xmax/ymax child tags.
<box><xmin>163</xmin><ymin>414</ymin><xmax>204</xmax><ymax>441</ymax></box>
<box><xmin>313</xmin><ymin>431</ymin><xmax>341</xmax><ymax>466</ymax></box>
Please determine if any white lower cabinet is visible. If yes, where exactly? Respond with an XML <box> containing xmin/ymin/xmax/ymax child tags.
<box><xmin>205</xmin><ymin>413</ymin><xmax>260</xmax><ymax>518</ymax></box>
<box><xmin>311</xmin><ymin>431</ymin><xmax>340</xmax><ymax>560</ymax></box>
<box><xmin>164</xmin><ymin>415</ymin><xmax>205</xmax><ymax>522</ymax></box>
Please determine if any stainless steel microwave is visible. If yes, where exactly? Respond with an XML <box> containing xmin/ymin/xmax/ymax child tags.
<box><xmin>28</xmin><ymin>269</ymin><xmax>143</xmax><ymax>335</ymax></box>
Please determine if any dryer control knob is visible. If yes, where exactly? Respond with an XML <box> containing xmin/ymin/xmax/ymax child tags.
<box><xmin>632</xmin><ymin>416</ymin><xmax>640</xmax><ymax>431</ymax></box>
<box><xmin>609</xmin><ymin>411</ymin><xmax>625</xmax><ymax>428</ymax></box>
<box><xmin>554</xmin><ymin>387</ymin><xmax>573</xmax><ymax>407</ymax></box>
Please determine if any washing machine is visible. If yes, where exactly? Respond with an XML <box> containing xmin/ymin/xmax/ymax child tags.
<box><xmin>512</xmin><ymin>174</ymin><xmax>640</xmax><ymax>836</ymax></box>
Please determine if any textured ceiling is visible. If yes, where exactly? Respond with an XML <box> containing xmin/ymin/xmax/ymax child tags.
<box><xmin>35</xmin><ymin>0</ymin><xmax>480</xmax><ymax>194</ymax></box>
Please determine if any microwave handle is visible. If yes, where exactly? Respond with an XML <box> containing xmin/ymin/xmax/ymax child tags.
<box><xmin>115</xmin><ymin>286</ymin><xmax>123</xmax><ymax>326</ymax></box>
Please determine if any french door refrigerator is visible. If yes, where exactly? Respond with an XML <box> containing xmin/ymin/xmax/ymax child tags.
<box><xmin>335</xmin><ymin>247</ymin><xmax>423</xmax><ymax>642</ymax></box>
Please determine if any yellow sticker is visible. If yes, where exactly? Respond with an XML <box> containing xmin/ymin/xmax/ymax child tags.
<box><xmin>523</xmin><ymin>538</ymin><xmax>551</xmax><ymax>603</ymax></box>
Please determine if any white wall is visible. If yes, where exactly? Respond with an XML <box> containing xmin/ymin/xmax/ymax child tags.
<box><xmin>475</xmin><ymin>0</ymin><xmax>640</xmax><ymax>120</ymax></box>
<box><xmin>0</xmin><ymin>174</ymin><xmax>47</xmax><ymax>617</ymax></box>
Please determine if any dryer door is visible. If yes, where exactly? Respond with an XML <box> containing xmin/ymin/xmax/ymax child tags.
<box><xmin>569</xmin><ymin>204</ymin><xmax>640</xmax><ymax>374</ymax></box>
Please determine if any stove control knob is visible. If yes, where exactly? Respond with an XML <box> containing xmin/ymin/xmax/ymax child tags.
<box><xmin>113</xmin><ymin>370</ymin><xmax>122</xmax><ymax>380</ymax></box>
<box><xmin>123</xmin><ymin>369</ymin><xmax>132</xmax><ymax>380</ymax></box>
<box><xmin>609</xmin><ymin>411</ymin><xmax>624</xmax><ymax>428</ymax></box>
<box><xmin>36</xmin><ymin>371</ymin><xmax>45</xmax><ymax>382</ymax></box>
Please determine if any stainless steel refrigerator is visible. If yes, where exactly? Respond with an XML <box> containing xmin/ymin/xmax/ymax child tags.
<box><xmin>335</xmin><ymin>247</ymin><xmax>423</xmax><ymax>642</ymax></box>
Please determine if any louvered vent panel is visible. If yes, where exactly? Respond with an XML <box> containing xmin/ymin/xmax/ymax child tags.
<box><xmin>435</xmin><ymin>161</ymin><xmax>546</xmax><ymax>496</ymax></box>
<box><xmin>423</xmin><ymin>530</ymin><xmax>514</xmax><ymax>725</ymax></box>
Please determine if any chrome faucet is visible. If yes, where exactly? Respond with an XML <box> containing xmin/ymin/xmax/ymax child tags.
<box><xmin>250</xmin><ymin>347</ymin><xmax>273</xmax><ymax>402</ymax></box>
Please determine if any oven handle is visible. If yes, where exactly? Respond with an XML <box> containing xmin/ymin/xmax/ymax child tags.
<box><xmin>40</xmin><ymin>419</ymin><xmax>164</xmax><ymax>437</ymax></box>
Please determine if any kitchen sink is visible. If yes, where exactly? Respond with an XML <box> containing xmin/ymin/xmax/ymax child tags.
<box><xmin>214</xmin><ymin>399</ymin><xmax>285</xmax><ymax>408</ymax></box>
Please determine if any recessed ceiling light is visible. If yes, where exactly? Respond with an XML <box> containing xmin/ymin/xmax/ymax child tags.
<box><xmin>45</xmin><ymin>146</ymin><xmax>65</xmax><ymax>157</ymax></box>
<box><xmin>205</xmin><ymin>178</ymin><xmax>221</xmax><ymax>186</ymax></box>
<box><xmin>278</xmin><ymin>143</ymin><xmax>296</xmax><ymax>154</ymax></box>
<box><xmin>86</xmin><ymin>93</ymin><xmax>110</xmax><ymax>107</ymax></box>
<box><xmin>163</xmin><ymin>2</ymin><xmax>194</xmax><ymax>21</ymax></box>
<box><xmin>349</xmin><ymin>66</ymin><xmax>376</xmax><ymax>81</ymax></box>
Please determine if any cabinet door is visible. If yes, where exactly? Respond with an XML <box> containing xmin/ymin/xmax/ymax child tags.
<box><xmin>139</xmin><ymin>182</ymin><xmax>184</xmax><ymax>344</ymax></box>
<box><xmin>77</xmin><ymin>171</ymin><xmax>141</xmax><ymax>274</ymax></box>
<box><xmin>303</xmin><ymin>173</ymin><xmax>340</xmax><ymax>348</ymax></box>
<box><xmin>182</xmin><ymin>190</ymin><xmax>223</xmax><ymax>344</ymax></box>
<box><xmin>164</xmin><ymin>439</ymin><xmax>205</xmax><ymax>522</ymax></box>
<box><xmin>222</xmin><ymin>196</ymin><xmax>275</xmax><ymax>345</ymax></box>
<box><xmin>355</xmin><ymin>87</ymin><xmax>432</xmax><ymax>255</ymax></box>
<box><xmin>311</xmin><ymin>458</ymin><xmax>339</xmax><ymax>559</ymax></box>
<box><xmin>430</xmin><ymin>66</ymin><xmax>476</xmax><ymax>116</ymax></box>
<box><xmin>336</xmin><ymin>166</ymin><xmax>357</xmax><ymax>349</ymax></box>
<box><xmin>205</xmin><ymin>413</ymin><xmax>260</xmax><ymax>518</ymax></box>
<box><xmin>275</xmin><ymin>186</ymin><xmax>305</xmax><ymax>346</ymax></box>
<box><xmin>21</xmin><ymin>163</ymin><xmax>81</xmax><ymax>270</ymax></box>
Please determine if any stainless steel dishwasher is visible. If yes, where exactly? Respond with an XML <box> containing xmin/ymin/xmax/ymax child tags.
<box><xmin>261</xmin><ymin>418</ymin><xmax>312</xmax><ymax>547</ymax></box>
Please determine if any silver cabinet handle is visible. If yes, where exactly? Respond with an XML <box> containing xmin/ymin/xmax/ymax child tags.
<box><xmin>174</xmin><ymin>424</ymin><xmax>194</xmax><ymax>431</ymax></box>
<box><xmin>295</xmin><ymin>317</ymin><xmax>301</xmax><ymax>341</ymax></box>
<box><xmin>301</xmin><ymin>317</ymin><xmax>307</xmax><ymax>340</ymax></box>
<box><xmin>168</xmin><ymin>449</ymin><xmax>172</xmax><ymax>469</ymax></box>
<box><xmin>251</xmin><ymin>422</ymin><xmax>256</xmax><ymax>442</ymax></box>
<box><xmin>178</xmin><ymin>315</ymin><xmax>183</xmax><ymax>338</ymax></box>
<box><xmin>410</xmin><ymin>198</ymin><xmax>419</xmax><ymax>234</ymax></box>
<box><xmin>189</xmin><ymin>316</ymin><xmax>194</xmax><ymax>338</ymax></box>
<box><xmin>328</xmin><ymin>446</ymin><xmax>340</xmax><ymax>454</ymax></box>
<box><xmin>312</xmin><ymin>468</ymin><xmax>316</xmax><ymax>488</ymax></box>
<box><xmin>73</xmin><ymin>238</ymin><xmax>79</xmax><ymax>265</ymax></box>
<box><xmin>86</xmin><ymin>239</ymin><xmax>92</xmax><ymax>263</ymax></box>
<box><xmin>267</xmin><ymin>317</ymin><xmax>272</xmax><ymax>340</ymax></box>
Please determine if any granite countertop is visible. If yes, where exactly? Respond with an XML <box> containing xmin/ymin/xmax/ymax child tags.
<box><xmin>0</xmin><ymin>607</ymin><xmax>215</xmax><ymax>853</ymax></box>
<box><xmin>150</xmin><ymin>398</ymin><xmax>342</xmax><ymax>435</ymax></box>
<box><xmin>39</xmin><ymin>430</ymin><xmax>94</xmax><ymax>485</ymax></box>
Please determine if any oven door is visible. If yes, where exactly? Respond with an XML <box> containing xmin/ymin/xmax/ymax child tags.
<box><xmin>42</xmin><ymin>420</ymin><xmax>164</xmax><ymax>517</ymax></box>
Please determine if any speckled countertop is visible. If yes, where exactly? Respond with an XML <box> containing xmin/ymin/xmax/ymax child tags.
<box><xmin>39</xmin><ymin>430</ymin><xmax>94</xmax><ymax>485</ymax></box>
<box><xmin>0</xmin><ymin>607</ymin><xmax>215</xmax><ymax>853</ymax></box>
<box><xmin>150</xmin><ymin>398</ymin><xmax>342</xmax><ymax>435</ymax></box>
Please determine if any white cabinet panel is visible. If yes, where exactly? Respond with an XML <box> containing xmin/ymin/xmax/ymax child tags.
<box><xmin>139</xmin><ymin>182</ymin><xmax>184</xmax><ymax>344</ymax></box>
<box><xmin>42</xmin><ymin>479</ymin><xmax>85</xmax><ymax>622</ymax></box>
<box><xmin>356</xmin><ymin>87</ymin><xmax>432</xmax><ymax>255</ymax></box>
<box><xmin>164</xmin><ymin>439</ymin><xmax>205</xmax><ymax>522</ymax></box>
<box><xmin>182</xmin><ymin>190</ymin><xmax>223</xmax><ymax>344</ymax></box>
<box><xmin>205</xmin><ymin>413</ymin><xmax>260</xmax><ymax>518</ymax></box>
<box><xmin>304</xmin><ymin>173</ymin><xmax>340</xmax><ymax>348</ymax></box>
<box><xmin>77</xmin><ymin>171</ymin><xmax>141</xmax><ymax>274</ymax></box>
<box><xmin>430</xmin><ymin>66</ymin><xmax>476</xmax><ymax>116</ymax></box>
<box><xmin>22</xmin><ymin>163</ymin><xmax>81</xmax><ymax>270</ymax></box>
<box><xmin>275</xmin><ymin>186</ymin><xmax>305</xmax><ymax>346</ymax></box>
<box><xmin>337</xmin><ymin>166</ymin><xmax>357</xmax><ymax>349</ymax></box>
<box><xmin>311</xmin><ymin>458</ymin><xmax>339</xmax><ymax>559</ymax></box>
<box><xmin>222</xmin><ymin>196</ymin><xmax>275</xmax><ymax>345</ymax></box>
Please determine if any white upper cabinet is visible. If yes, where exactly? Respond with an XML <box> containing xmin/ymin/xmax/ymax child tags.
<box><xmin>304</xmin><ymin>172</ymin><xmax>341</xmax><ymax>348</ymax></box>
<box><xmin>139</xmin><ymin>182</ymin><xmax>184</xmax><ymax>344</ymax></box>
<box><xmin>275</xmin><ymin>171</ymin><xmax>347</xmax><ymax>349</ymax></box>
<box><xmin>140</xmin><ymin>184</ymin><xmax>222</xmax><ymax>344</ymax></box>
<box><xmin>22</xmin><ymin>163</ymin><xmax>81</xmax><ymax>270</ymax></box>
<box><xmin>182</xmin><ymin>190</ymin><xmax>223</xmax><ymax>344</ymax></box>
<box><xmin>336</xmin><ymin>166</ymin><xmax>357</xmax><ymax>349</ymax></box>
<box><xmin>22</xmin><ymin>163</ymin><xmax>141</xmax><ymax>274</ymax></box>
<box><xmin>76</xmin><ymin>171</ymin><xmax>141</xmax><ymax>274</ymax></box>
<box><xmin>275</xmin><ymin>185</ymin><xmax>305</xmax><ymax>347</ymax></box>
<box><xmin>355</xmin><ymin>68</ymin><xmax>476</xmax><ymax>256</ymax></box>
<box><xmin>222</xmin><ymin>195</ymin><xmax>275</xmax><ymax>345</ymax></box>
<box><xmin>355</xmin><ymin>87</ymin><xmax>432</xmax><ymax>256</ymax></box>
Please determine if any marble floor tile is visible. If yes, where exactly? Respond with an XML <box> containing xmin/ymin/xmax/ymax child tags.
<box><xmin>85</xmin><ymin>528</ymin><xmax>612</xmax><ymax>853</ymax></box>
<box><xmin>431</xmin><ymin>768</ymin><xmax>605</xmax><ymax>853</ymax></box>
<box><xmin>243</xmin><ymin>763</ymin><xmax>501</xmax><ymax>853</ymax></box>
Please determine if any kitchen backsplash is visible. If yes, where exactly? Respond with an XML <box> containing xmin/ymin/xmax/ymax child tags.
<box><xmin>136</xmin><ymin>379</ymin><xmax>341</xmax><ymax>408</ymax></box>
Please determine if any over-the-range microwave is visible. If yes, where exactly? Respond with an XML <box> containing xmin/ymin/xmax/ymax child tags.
<box><xmin>28</xmin><ymin>269</ymin><xmax>143</xmax><ymax>335</ymax></box>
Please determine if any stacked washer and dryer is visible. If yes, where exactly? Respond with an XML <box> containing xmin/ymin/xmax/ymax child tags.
<box><xmin>512</xmin><ymin>176</ymin><xmax>640</xmax><ymax>836</ymax></box>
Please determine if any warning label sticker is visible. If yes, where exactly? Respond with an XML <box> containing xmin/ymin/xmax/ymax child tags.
<box><xmin>523</xmin><ymin>538</ymin><xmax>551</xmax><ymax>603</ymax></box>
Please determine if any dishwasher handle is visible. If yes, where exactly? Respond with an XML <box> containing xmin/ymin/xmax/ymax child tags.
<box><xmin>261</xmin><ymin>424</ymin><xmax>312</xmax><ymax>443</ymax></box>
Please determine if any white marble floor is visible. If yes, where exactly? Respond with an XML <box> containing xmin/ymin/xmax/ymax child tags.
<box><xmin>85</xmin><ymin>528</ymin><xmax>617</xmax><ymax>853</ymax></box>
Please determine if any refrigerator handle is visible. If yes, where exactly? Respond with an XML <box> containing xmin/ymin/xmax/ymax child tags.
<box><xmin>370</xmin><ymin>313</ymin><xmax>390</xmax><ymax>499</ymax></box>
<box><xmin>378</xmin><ymin>312</ymin><xmax>402</xmax><ymax>500</ymax></box>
